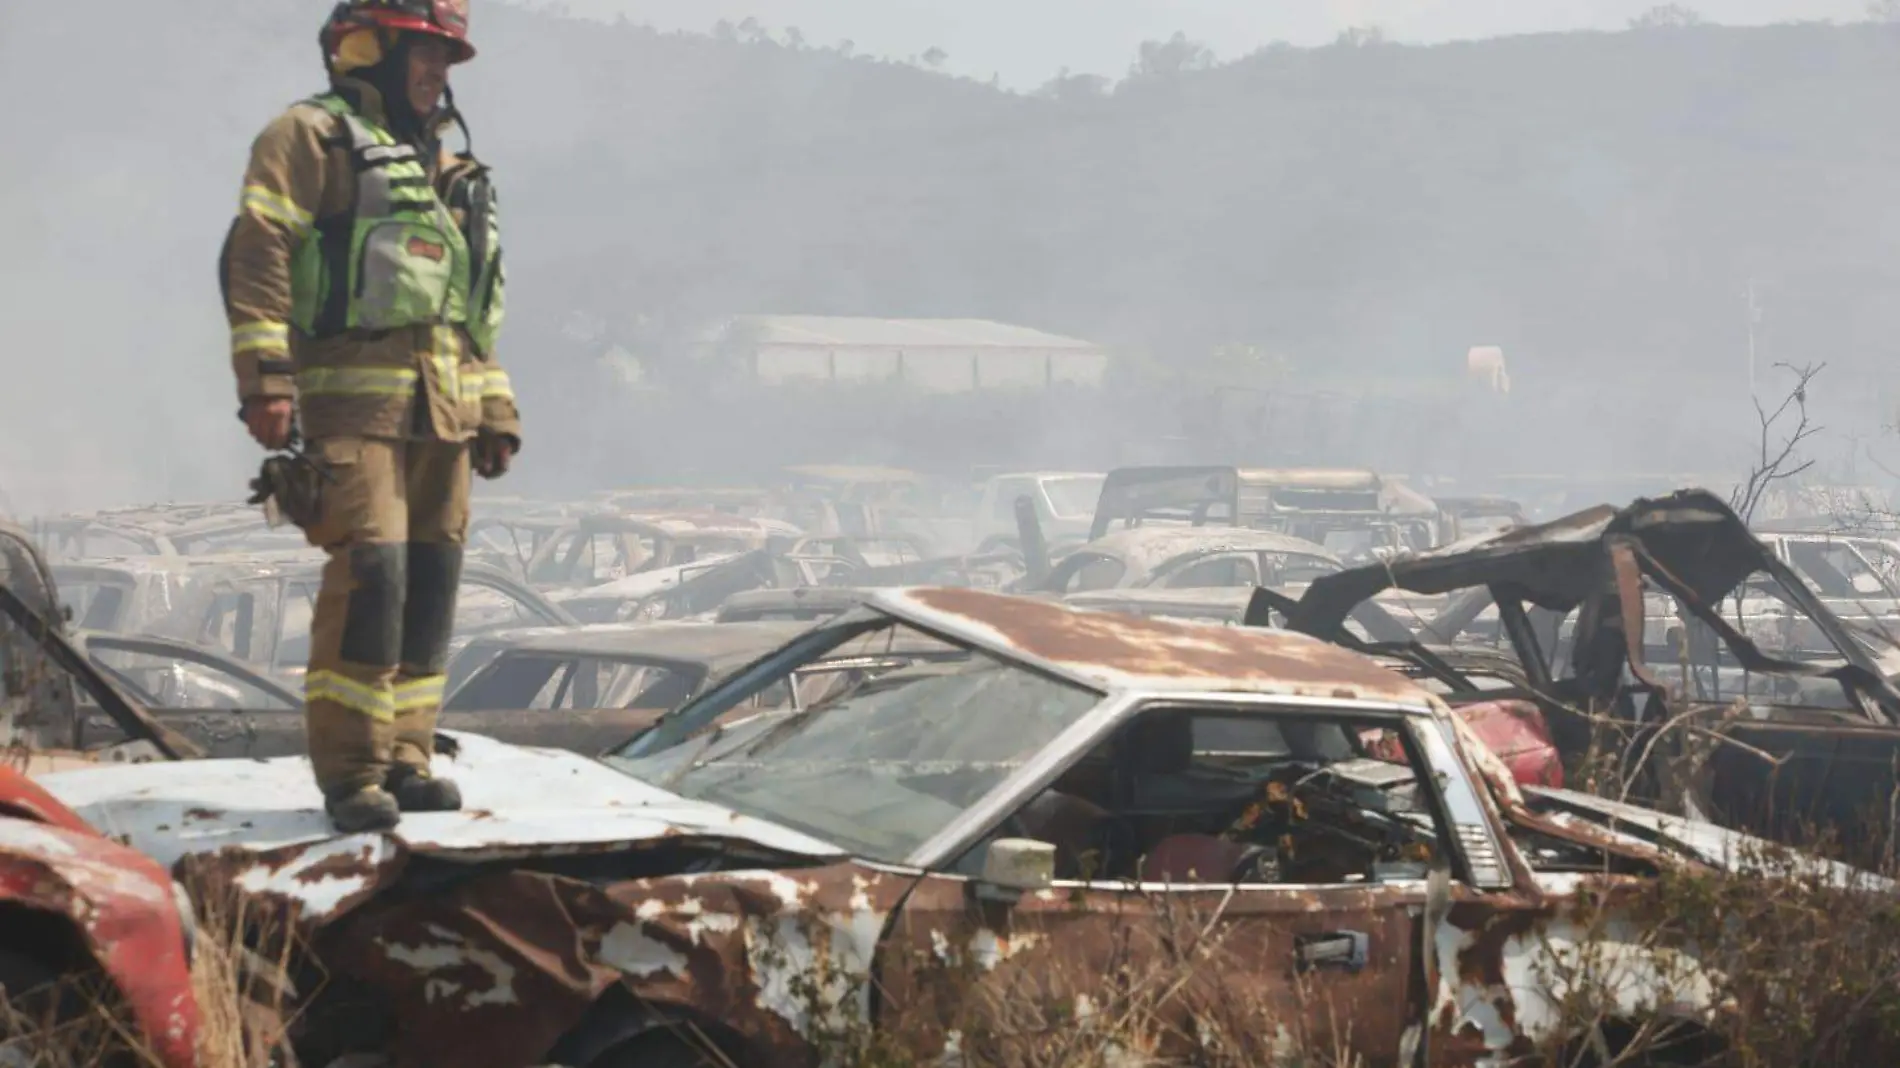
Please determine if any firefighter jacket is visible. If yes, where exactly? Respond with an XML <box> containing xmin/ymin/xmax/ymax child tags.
<box><xmin>220</xmin><ymin>77</ymin><xmax>522</xmax><ymax>446</ymax></box>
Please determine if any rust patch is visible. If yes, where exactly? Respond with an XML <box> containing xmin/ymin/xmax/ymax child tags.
<box><xmin>320</xmin><ymin>861</ymin><xmax>909</xmax><ymax>1068</ymax></box>
<box><xmin>291</xmin><ymin>843</ymin><xmax>383</xmax><ymax>886</ymax></box>
<box><xmin>905</xmin><ymin>586</ymin><xmax>1426</xmax><ymax>702</ymax></box>
<box><xmin>176</xmin><ymin>838</ymin><xmax>407</xmax><ymax>934</ymax></box>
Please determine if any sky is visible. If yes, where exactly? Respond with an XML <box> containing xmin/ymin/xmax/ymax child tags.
<box><xmin>520</xmin><ymin>0</ymin><xmax>1871</xmax><ymax>86</ymax></box>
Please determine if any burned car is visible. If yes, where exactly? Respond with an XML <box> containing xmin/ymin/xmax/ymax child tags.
<box><xmin>524</xmin><ymin>512</ymin><xmax>804</xmax><ymax>622</ymax></box>
<box><xmin>1031</xmin><ymin>526</ymin><xmax>1343</xmax><ymax>596</ymax></box>
<box><xmin>1087</xmin><ymin>465</ymin><xmax>1442</xmax><ymax>560</ymax></box>
<box><xmin>1433</xmin><ymin>495</ymin><xmax>1531</xmax><ymax>544</ymax></box>
<box><xmin>30</xmin><ymin>502</ymin><xmax>303</xmax><ymax>561</ymax></box>
<box><xmin>35</xmin><ymin>588</ymin><xmax>1872</xmax><ymax>1068</ymax></box>
<box><xmin>57</xmin><ymin>555</ymin><xmax>573</xmax><ymax>685</ymax></box>
<box><xmin>0</xmin><ymin>533</ymin><xmax>204</xmax><ymax>1063</ymax></box>
<box><xmin>0</xmin><ymin>765</ymin><xmax>203</xmax><ymax>1066</ymax></box>
<box><xmin>968</xmin><ymin>470</ymin><xmax>1106</xmax><ymax>550</ymax></box>
<box><xmin>1276</xmin><ymin>488</ymin><xmax>1900</xmax><ymax>850</ymax></box>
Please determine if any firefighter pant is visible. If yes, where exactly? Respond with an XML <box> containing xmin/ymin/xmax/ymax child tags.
<box><xmin>300</xmin><ymin>437</ymin><xmax>470</xmax><ymax>799</ymax></box>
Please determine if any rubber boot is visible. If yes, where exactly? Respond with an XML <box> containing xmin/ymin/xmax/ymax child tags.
<box><xmin>387</xmin><ymin>766</ymin><xmax>463</xmax><ymax>813</ymax></box>
<box><xmin>325</xmin><ymin>785</ymin><xmax>402</xmax><ymax>832</ymax></box>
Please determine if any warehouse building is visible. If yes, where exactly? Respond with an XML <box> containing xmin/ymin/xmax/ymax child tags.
<box><xmin>704</xmin><ymin>315</ymin><xmax>1110</xmax><ymax>392</ymax></box>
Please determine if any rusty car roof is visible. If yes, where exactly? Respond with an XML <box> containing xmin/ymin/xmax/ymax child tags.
<box><xmin>470</xmin><ymin>618</ymin><xmax>958</xmax><ymax>674</ymax></box>
<box><xmin>872</xmin><ymin>586</ymin><xmax>1431</xmax><ymax>706</ymax></box>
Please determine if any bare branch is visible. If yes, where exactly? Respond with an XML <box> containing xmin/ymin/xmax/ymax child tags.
<box><xmin>1730</xmin><ymin>361</ymin><xmax>1826</xmax><ymax>524</ymax></box>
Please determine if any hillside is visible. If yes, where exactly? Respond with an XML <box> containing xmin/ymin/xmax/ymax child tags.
<box><xmin>1</xmin><ymin>3</ymin><xmax>1894</xmax><ymax>503</ymax></box>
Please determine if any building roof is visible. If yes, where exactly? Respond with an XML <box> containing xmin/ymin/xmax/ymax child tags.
<box><xmin>725</xmin><ymin>316</ymin><xmax>1104</xmax><ymax>352</ymax></box>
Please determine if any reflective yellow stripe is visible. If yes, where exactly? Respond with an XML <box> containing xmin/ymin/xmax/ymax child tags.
<box><xmin>457</xmin><ymin>368</ymin><xmax>497</xmax><ymax>402</ymax></box>
<box><xmin>305</xmin><ymin>670</ymin><xmax>395</xmax><ymax>722</ymax></box>
<box><xmin>432</xmin><ymin>351</ymin><xmax>461</xmax><ymax>405</ymax></box>
<box><xmin>296</xmin><ymin>366</ymin><xmax>419</xmax><ymax>398</ymax></box>
<box><xmin>392</xmin><ymin>676</ymin><xmax>446</xmax><ymax>712</ymax></box>
<box><xmin>456</xmin><ymin>368</ymin><xmax>514</xmax><ymax>402</ymax></box>
<box><xmin>240</xmin><ymin>184</ymin><xmax>314</xmax><ymax>234</ymax></box>
<box><xmin>231</xmin><ymin>321</ymin><xmax>291</xmax><ymax>356</ymax></box>
<box><xmin>480</xmin><ymin>369</ymin><xmax>515</xmax><ymax>402</ymax></box>
<box><xmin>427</xmin><ymin>328</ymin><xmax>467</xmax><ymax>403</ymax></box>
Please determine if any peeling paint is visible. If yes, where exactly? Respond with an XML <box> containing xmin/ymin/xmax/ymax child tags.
<box><xmin>598</xmin><ymin>921</ymin><xmax>689</xmax><ymax>980</ymax></box>
<box><xmin>744</xmin><ymin>909</ymin><xmax>888</xmax><ymax>1036</ymax></box>
<box><xmin>383</xmin><ymin>922</ymin><xmax>523</xmax><ymax>1009</ymax></box>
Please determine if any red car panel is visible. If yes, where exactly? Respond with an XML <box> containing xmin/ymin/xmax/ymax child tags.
<box><xmin>0</xmin><ymin>766</ymin><xmax>200</xmax><ymax>1068</ymax></box>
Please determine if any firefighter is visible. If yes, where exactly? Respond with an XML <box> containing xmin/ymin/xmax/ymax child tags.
<box><xmin>221</xmin><ymin>0</ymin><xmax>522</xmax><ymax>831</ymax></box>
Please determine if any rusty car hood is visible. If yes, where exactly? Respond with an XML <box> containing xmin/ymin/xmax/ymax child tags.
<box><xmin>34</xmin><ymin>730</ymin><xmax>847</xmax><ymax>875</ymax></box>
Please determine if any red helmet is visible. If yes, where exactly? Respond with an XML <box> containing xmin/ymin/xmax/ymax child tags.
<box><xmin>323</xmin><ymin>0</ymin><xmax>476</xmax><ymax>64</ymax></box>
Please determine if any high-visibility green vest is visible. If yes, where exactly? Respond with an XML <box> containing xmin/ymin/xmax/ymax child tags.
<box><xmin>289</xmin><ymin>94</ymin><xmax>480</xmax><ymax>342</ymax></box>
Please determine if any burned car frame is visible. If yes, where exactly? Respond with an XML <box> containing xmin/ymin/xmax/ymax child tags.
<box><xmin>1086</xmin><ymin>465</ymin><xmax>1441</xmax><ymax>557</ymax></box>
<box><xmin>1030</xmin><ymin>525</ymin><xmax>1343</xmax><ymax>596</ymax></box>
<box><xmin>1274</xmin><ymin>488</ymin><xmax>1900</xmax><ymax>848</ymax></box>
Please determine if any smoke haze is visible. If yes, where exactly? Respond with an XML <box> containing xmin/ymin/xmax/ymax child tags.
<box><xmin>3</xmin><ymin>1</ymin><xmax>1898</xmax><ymax>515</ymax></box>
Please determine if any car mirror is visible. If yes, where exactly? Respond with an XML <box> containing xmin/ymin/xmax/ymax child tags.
<box><xmin>976</xmin><ymin>838</ymin><xmax>1056</xmax><ymax>902</ymax></box>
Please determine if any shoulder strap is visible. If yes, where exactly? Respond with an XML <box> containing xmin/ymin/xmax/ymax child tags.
<box><xmin>303</xmin><ymin>93</ymin><xmax>353</xmax><ymax>118</ymax></box>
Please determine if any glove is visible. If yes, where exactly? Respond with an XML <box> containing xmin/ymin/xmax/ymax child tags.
<box><xmin>472</xmin><ymin>428</ymin><xmax>517</xmax><ymax>480</ymax></box>
<box><xmin>247</xmin><ymin>449</ymin><xmax>331</xmax><ymax>530</ymax></box>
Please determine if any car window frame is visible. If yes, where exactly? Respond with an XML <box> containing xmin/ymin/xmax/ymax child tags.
<box><xmin>906</xmin><ymin>692</ymin><xmax>1497</xmax><ymax>880</ymax></box>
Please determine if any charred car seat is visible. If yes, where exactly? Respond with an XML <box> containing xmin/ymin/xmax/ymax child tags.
<box><xmin>1138</xmin><ymin>833</ymin><xmax>1265</xmax><ymax>884</ymax></box>
<box><xmin>1120</xmin><ymin>713</ymin><xmax>1257</xmax><ymax>813</ymax></box>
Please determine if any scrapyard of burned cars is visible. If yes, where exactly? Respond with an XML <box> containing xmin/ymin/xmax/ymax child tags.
<box><xmin>16</xmin><ymin>477</ymin><xmax>1900</xmax><ymax>1064</ymax></box>
<box><xmin>29</xmin><ymin>585</ymin><xmax>1890</xmax><ymax>1068</ymax></box>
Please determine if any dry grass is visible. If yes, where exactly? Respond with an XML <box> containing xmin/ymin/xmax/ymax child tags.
<box><xmin>0</xmin><ymin>886</ymin><xmax>296</xmax><ymax>1068</ymax></box>
<box><xmin>1529</xmin><ymin>845</ymin><xmax>1900</xmax><ymax>1067</ymax></box>
<box><xmin>185</xmin><ymin>890</ymin><xmax>297</xmax><ymax>1068</ymax></box>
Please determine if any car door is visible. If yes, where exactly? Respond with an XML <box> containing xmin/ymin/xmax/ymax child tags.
<box><xmin>441</xmin><ymin>653</ymin><xmax>716</xmax><ymax>754</ymax></box>
<box><xmin>881</xmin><ymin>874</ymin><xmax>1422</xmax><ymax>1062</ymax></box>
<box><xmin>75</xmin><ymin>635</ymin><xmax>306</xmax><ymax>758</ymax></box>
<box><xmin>877</xmin><ymin>703</ymin><xmax>1435</xmax><ymax>1065</ymax></box>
